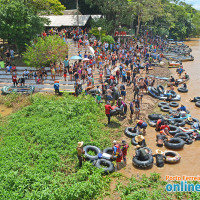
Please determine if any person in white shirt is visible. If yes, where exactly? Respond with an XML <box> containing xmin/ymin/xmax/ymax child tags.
<box><xmin>87</xmin><ymin>67</ymin><xmax>92</xmax><ymax>76</ymax></box>
<box><xmin>23</xmin><ymin>69</ymin><xmax>29</xmax><ymax>79</ymax></box>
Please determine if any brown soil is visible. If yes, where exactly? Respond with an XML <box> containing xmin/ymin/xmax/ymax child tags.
<box><xmin>105</xmin><ymin>62</ymin><xmax>170</xmax><ymax>199</ymax></box>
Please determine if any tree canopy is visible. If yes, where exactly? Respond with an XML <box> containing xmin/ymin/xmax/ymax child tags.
<box><xmin>0</xmin><ymin>0</ymin><xmax>45</xmax><ymax>52</ymax></box>
<box><xmin>84</xmin><ymin>0</ymin><xmax>200</xmax><ymax>39</ymax></box>
<box><xmin>23</xmin><ymin>35</ymin><xmax>68</xmax><ymax>68</ymax></box>
<box><xmin>0</xmin><ymin>0</ymin><xmax>65</xmax><ymax>53</ymax></box>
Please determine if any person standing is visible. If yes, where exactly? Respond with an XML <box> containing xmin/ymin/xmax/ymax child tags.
<box><xmin>112</xmin><ymin>140</ymin><xmax>122</xmax><ymax>170</ymax></box>
<box><xmin>130</xmin><ymin>100</ymin><xmax>134</xmax><ymax>121</ymax></box>
<box><xmin>12</xmin><ymin>74</ymin><xmax>17</xmax><ymax>86</ymax></box>
<box><xmin>133</xmin><ymin>84</ymin><xmax>140</xmax><ymax>100</ymax></box>
<box><xmin>121</xmin><ymin>140</ymin><xmax>129</xmax><ymax>166</ymax></box>
<box><xmin>135</xmin><ymin>96</ymin><xmax>141</xmax><ymax>119</ymax></box>
<box><xmin>64</xmin><ymin>57</ymin><xmax>69</xmax><ymax>73</ymax></box>
<box><xmin>63</xmin><ymin>67</ymin><xmax>67</xmax><ymax>81</ymax></box>
<box><xmin>77</xmin><ymin>141</ymin><xmax>85</xmax><ymax>167</ymax></box>
<box><xmin>105</xmin><ymin>101</ymin><xmax>113</xmax><ymax>124</ymax></box>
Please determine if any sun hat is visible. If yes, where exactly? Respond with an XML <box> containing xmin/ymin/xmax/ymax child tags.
<box><xmin>188</xmin><ymin>117</ymin><xmax>193</xmax><ymax>122</ymax></box>
<box><xmin>156</xmin><ymin>149</ymin><xmax>163</xmax><ymax>154</ymax></box>
<box><xmin>78</xmin><ymin>141</ymin><xmax>84</xmax><ymax>148</ymax></box>
<box><xmin>119</xmin><ymin>97</ymin><xmax>123</xmax><ymax>100</ymax></box>
<box><xmin>113</xmin><ymin>140</ymin><xmax>117</xmax><ymax>144</ymax></box>
<box><xmin>135</xmin><ymin>135</ymin><xmax>144</xmax><ymax>142</ymax></box>
<box><xmin>135</xmin><ymin>145</ymin><xmax>141</xmax><ymax>149</ymax></box>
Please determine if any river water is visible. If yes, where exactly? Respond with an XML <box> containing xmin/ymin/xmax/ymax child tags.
<box><xmin>122</xmin><ymin>39</ymin><xmax>200</xmax><ymax>180</ymax></box>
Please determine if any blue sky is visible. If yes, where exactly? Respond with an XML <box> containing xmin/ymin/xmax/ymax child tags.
<box><xmin>185</xmin><ymin>0</ymin><xmax>200</xmax><ymax>10</ymax></box>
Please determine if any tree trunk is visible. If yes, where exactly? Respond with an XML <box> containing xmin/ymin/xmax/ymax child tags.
<box><xmin>136</xmin><ymin>15</ymin><xmax>141</xmax><ymax>36</ymax></box>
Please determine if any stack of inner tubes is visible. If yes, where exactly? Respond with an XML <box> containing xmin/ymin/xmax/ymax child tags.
<box><xmin>83</xmin><ymin>145</ymin><xmax>115</xmax><ymax>173</ymax></box>
<box><xmin>169</xmin><ymin>118</ymin><xmax>185</xmax><ymax>127</ymax></box>
<box><xmin>132</xmin><ymin>149</ymin><xmax>153</xmax><ymax>169</ymax></box>
<box><xmin>178</xmin><ymin>87</ymin><xmax>188</xmax><ymax>93</ymax></box>
<box><xmin>164</xmin><ymin>138</ymin><xmax>185</xmax><ymax>149</ymax></box>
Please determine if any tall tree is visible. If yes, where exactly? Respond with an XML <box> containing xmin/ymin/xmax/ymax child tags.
<box><xmin>128</xmin><ymin>0</ymin><xmax>163</xmax><ymax>36</ymax></box>
<box><xmin>25</xmin><ymin>0</ymin><xmax>65</xmax><ymax>15</ymax></box>
<box><xmin>0</xmin><ymin>0</ymin><xmax>45</xmax><ymax>52</ymax></box>
<box><xmin>85</xmin><ymin>0</ymin><xmax>132</xmax><ymax>34</ymax></box>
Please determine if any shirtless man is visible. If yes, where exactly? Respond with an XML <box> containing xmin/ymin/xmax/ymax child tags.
<box><xmin>139</xmin><ymin>78</ymin><xmax>145</xmax><ymax>94</ymax></box>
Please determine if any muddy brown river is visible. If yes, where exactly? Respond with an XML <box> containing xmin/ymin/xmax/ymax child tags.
<box><xmin>121</xmin><ymin>39</ymin><xmax>200</xmax><ymax>180</ymax></box>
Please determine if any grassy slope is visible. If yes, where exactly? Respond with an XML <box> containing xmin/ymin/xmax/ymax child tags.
<box><xmin>0</xmin><ymin>93</ymin><xmax>112</xmax><ymax>199</ymax></box>
<box><xmin>1</xmin><ymin>93</ymin><xmax>200</xmax><ymax>200</ymax></box>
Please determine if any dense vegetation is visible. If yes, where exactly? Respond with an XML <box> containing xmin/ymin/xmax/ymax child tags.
<box><xmin>23</xmin><ymin>35</ymin><xmax>68</xmax><ymax>68</ymax></box>
<box><xmin>85</xmin><ymin>0</ymin><xmax>200</xmax><ymax>40</ymax></box>
<box><xmin>0</xmin><ymin>94</ymin><xmax>112</xmax><ymax>199</ymax></box>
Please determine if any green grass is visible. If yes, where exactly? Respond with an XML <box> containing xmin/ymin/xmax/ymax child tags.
<box><xmin>119</xmin><ymin>173</ymin><xmax>200</xmax><ymax>200</ymax></box>
<box><xmin>0</xmin><ymin>93</ymin><xmax>112</xmax><ymax>199</ymax></box>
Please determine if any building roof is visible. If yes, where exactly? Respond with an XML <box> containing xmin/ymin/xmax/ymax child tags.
<box><xmin>43</xmin><ymin>15</ymin><xmax>91</xmax><ymax>27</ymax></box>
<box><xmin>90</xmin><ymin>15</ymin><xmax>102</xmax><ymax>20</ymax></box>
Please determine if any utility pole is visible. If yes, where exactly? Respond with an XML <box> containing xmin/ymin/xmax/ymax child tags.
<box><xmin>76</xmin><ymin>0</ymin><xmax>79</xmax><ymax>32</ymax></box>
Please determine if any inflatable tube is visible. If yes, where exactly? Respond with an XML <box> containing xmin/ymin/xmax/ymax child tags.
<box><xmin>83</xmin><ymin>145</ymin><xmax>101</xmax><ymax>160</ymax></box>
<box><xmin>194</xmin><ymin>97</ymin><xmax>200</xmax><ymax>102</ymax></box>
<box><xmin>157</xmin><ymin>85</ymin><xmax>165</xmax><ymax>94</ymax></box>
<box><xmin>168</xmin><ymin>109</ymin><xmax>177</xmax><ymax>114</ymax></box>
<box><xmin>124</xmin><ymin>127</ymin><xmax>140</xmax><ymax>138</ymax></box>
<box><xmin>169</xmin><ymin>119</ymin><xmax>185</xmax><ymax>127</ymax></box>
<box><xmin>169</xmin><ymin>125</ymin><xmax>180</xmax><ymax>135</ymax></box>
<box><xmin>110</xmin><ymin>110</ymin><xmax>117</xmax><ymax>116</ymax></box>
<box><xmin>148</xmin><ymin>120</ymin><xmax>157</xmax><ymax>127</ymax></box>
<box><xmin>151</xmin><ymin>87</ymin><xmax>160</xmax><ymax>96</ymax></box>
<box><xmin>164</xmin><ymin>151</ymin><xmax>181</xmax><ymax>163</ymax></box>
<box><xmin>103</xmin><ymin>147</ymin><xmax>116</xmax><ymax>161</ymax></box>
<box><xmin>169</xmin><ymin>102</ymin><xmax>179</xmax><ymax>107</ymax></box>
<box><xmin>158</xmin><ymin>102</ymin><xmax>169</xmax><ymax>107</ymax></box>
<box><xmin>185</xmin><ymin>118</ymin><xmax>199</xmax><ymax>125</ymax></box>
<box><xmin>131</xmin><ymin>137</ymin><xmax>138</xmax><ymax>146</ymax></box>
<box><xmin>164</xmin><ymin>138</ymin><xmax>185</xmax><ymax>149</ymax></box>
<box><xmin>95</xmin><ymin>159</ymin><xmax>114</xmax><ymax>173</ymax></box>
<box><xmin>174</xmin><ymin>132</ymin><xmax>190</xmax><ymax>141</ymax></box>
<box><xmin>161</xmin><ymin>106</ymin><xmax>171</xmax><ymax>112</ymax></box>
<box><xmin>195</xmin><ymin>101</ymin><xmax>200</xmax><ymax>108</ymax></box>
<box><xmin>148</xmin><ymin>114</ymin><xmax>162</xmax><ymax>120</ymax></box>
<box><xmin>132</xmin><ymin>155</ymin><xmax>153</xmax><ymax>169</ymax></box>
<box><xmin>170</xmin><ymin>90</ymin><xmax>177</xmax><ymax>98</ymax></box>
<box><xmin>178</xmin><ymin>87</ymin><xmax>188</xmax><ymax>93</ymax></box>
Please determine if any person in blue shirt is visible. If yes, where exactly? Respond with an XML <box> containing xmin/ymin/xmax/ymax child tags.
<box><xmin>54</xmin><ymin>82</ymin><xmax>59</xmax><ymax>94</ymax></box>
<box><xmin>166</xmin><ymin>90</ymin><xmax>172</xmax><ymax>102</ymax></box>
<box><xmin>179</xmin><ymin>105</ymin><xmax>186</xmax><ymax>111</ymax></box>
<box><xmin>122</xmin><ymin>69</ymin><xmax>126</xmax><ymax>83</ymax></box>
<box><xmin>64</xmin><ymin>57</ymin><xmax>69</xmax><ymax>72</ymax></box>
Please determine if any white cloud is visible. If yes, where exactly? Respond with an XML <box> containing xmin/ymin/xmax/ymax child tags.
<box><xmin>185</xmin><ymin>0</ymin><xmax>200</xmax><ymax>10</ymax></box>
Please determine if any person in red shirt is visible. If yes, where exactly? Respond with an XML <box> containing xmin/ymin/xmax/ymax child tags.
<box><xmin>160</xmin><ymin>122</ymin><xmax>170</xmax><ymax>131</ymax></box>
<box><xmin>12</xmin><ymin>74</ymin><xmax>17</xmax><ymax>86</ymax></box>
<box><xmin>121</xmin><ymin>140</ymin><xmax>129</xmax><ymax>166</ymax></box>
<box><xmin>105</xmin><ymin>101</ymin><xmax>113</xmax><ymax>124</ymax></box>
<box><xmin>160</xmin><ymin>122</ymin><xmax>172</xmax><ymax>137</ymax></box>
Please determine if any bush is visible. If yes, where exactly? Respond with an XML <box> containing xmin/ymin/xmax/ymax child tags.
<box><xmin>102</xmin><ymin>35</ymin><xmax>115</xmax><ymax>44</ymax></box>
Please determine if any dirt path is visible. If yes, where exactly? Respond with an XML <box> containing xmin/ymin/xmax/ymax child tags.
<box><xmin>106</xmin><ymin>62</ymin><xmax>170</xmax><ymax>199</ymax></box>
